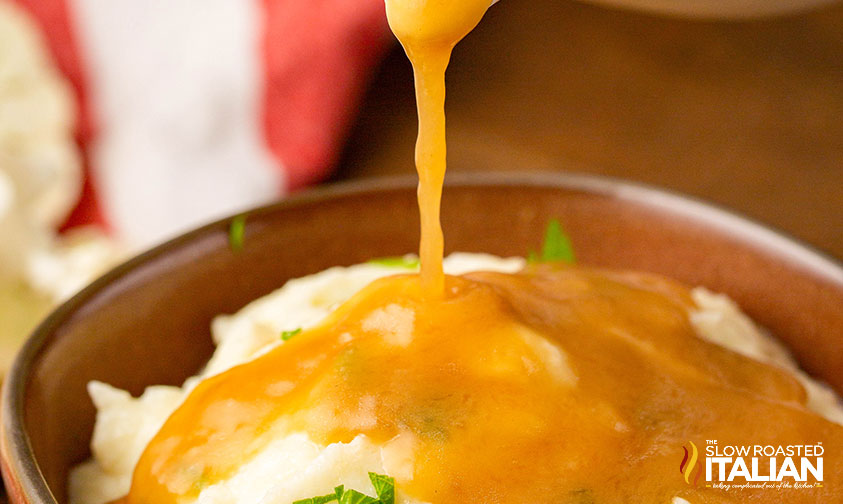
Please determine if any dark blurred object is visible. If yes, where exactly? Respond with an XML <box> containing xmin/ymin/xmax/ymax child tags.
<box><xmin>337</xmin><ymin>0</ymin><xmax>843</xmax><ymax>259</ymax></box>
<box><xmin>582</xmin><ymin>0</ymin><xmax>838</xmax><ymax>18</ymax></box>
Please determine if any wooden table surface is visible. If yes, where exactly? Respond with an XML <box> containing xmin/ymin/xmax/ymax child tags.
<box><xmin>336</xmin><ymin>0</ymin><xmax>843</xmax><ymax>260</ymax></box>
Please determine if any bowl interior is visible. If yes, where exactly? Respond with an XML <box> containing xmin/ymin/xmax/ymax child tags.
<box><xmin>5</xmin><ymin>174</ymin><xmax>843</xmax><ymax>503</ymax></box>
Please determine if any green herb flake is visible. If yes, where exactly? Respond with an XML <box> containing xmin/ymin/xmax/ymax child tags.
<box><xmin>338</xmin><ymin>490</ymin><xmax>379</xmax><ymax>504</ymax></box>
<box><xmin>368</xmin><ymin>472</ymin><xmax>395</xmax><ymax>504</ymax></box>
<box><xmin>367</xmin><ymin>256</ymin><xmax>420</xmax><ymax>269</ymax></box>
<box><xmin>292</xmin><ymin>474</ymin><xmax>394</xmax><ymax>504</ymax></box>
<box><xmin>568</xmin><ymin>488</ymin><xmax>596</xmax><ymax>504</ymax></box>
<box><xmin>228</xmin><ymin>214</ymin><xmax>247</xmax><ymax>252</ymax></box>
<box><xmin>190</xmin><ymin>471</ymin><xmax>211</xmax><ymax>493</ymax></box>
<box><xmin>292</xmin><ymin>494</ymin><xmax>338</xmax><ymax>504</ymax></box>
<box><xmin>281</xmin><ymin>328</ymin><xmax>302</xmax><ymax>341</ymax></box>
<box><xmin>528</xmin><ymin>218</ymin><xmax>576</xmax><ymax>264</ymax></box>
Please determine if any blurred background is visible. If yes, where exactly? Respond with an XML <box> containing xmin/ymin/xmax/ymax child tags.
<box><xmin>0</xmin><ymin>0</ymin><xmax>841</xmax><ymax>373</ymax></box>
<box><xmin>338</xmin><ymin>0</ymin><xmax>843</xmax><ymax>259</ymax></box>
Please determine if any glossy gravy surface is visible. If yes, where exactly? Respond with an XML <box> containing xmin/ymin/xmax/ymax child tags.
<box><xmin>124</xmin><ymin>267</ymin><xmax>841</xmax><ymax>503</ymax></box>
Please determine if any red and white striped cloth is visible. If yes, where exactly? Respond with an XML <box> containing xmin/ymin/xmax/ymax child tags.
<box><xmin>11</xmin><ymin>0</ymin><xmax>391</xmax><ymax>247</ymax></box>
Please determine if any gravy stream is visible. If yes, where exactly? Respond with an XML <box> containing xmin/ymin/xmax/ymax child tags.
<box><xmin>383</xmin><ymin>0</ymin><xmax>493</xmax><ymax>296</ymax></box>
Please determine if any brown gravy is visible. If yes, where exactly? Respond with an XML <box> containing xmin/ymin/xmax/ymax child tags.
<box><xmin>123</xmin><ymin>266</ymin><xmax>841</xmax><ymax>503</ymax></box>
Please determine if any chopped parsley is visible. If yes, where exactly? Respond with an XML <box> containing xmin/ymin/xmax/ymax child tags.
<box><xmin>368</xmin><ymin>473</ymin><xmax>395</xmax><ymax>504</ymax></box>
<box><xmin>292</xmin><ymin>473</ymin><xmax>395</xmax><ymax>504</ymax></box>
<box><xmin>281</xmin><ymin>328</ymin><xmax>302</xmax><ymax>341</ymax></box>
<box><xmin>367</xmin><ymin>256</ymin><xmax>420</xmax><ymax>269</ymax></box>
<box><xmin>293</xmin><ymin>493</ymin><xmax>339</xmax><ymax>504</ymax></box>
<box><xmin>192</xmin><ymin>473</ymin><xmax>211</xmax><ymax>493</ymax></box>
<box><xmin>568</xmin><ymin>488</ymin><xmax>596</xmax><ymax>504</ymax></box>
<box><xmin>293</xmin><ymin>493</ymin><xmax>337</xmax><ymax>504</ymax></box>
<box><xmin>528</xmin><ymin>218</ymin><xmax>576</xmax><ymax>264</ymax></box>
<box><xmin>228</xmin><ymin>214</ymin><xmax>247</xmax><ymax>252</ymax></box>
<box><xmin>337</xmin><ymin>487</ymin><xmax>379</xmax><ymax>504</ymax></box>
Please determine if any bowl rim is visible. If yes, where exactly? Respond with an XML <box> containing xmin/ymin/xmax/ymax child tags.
<box><xmin>3</xmin><ymin>171</ymin><xmax>842</xmax><ymax>504</ymax></box>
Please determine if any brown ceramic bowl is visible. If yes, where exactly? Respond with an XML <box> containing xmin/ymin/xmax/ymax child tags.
<box><xmin>2</xmin><ymin>173</ymin><xmax>842</xmax><ymax>504</ymax></box>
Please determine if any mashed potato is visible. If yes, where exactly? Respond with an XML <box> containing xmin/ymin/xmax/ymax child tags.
<box><xmin>69</xmin><ymin>253</ymin><xmax>843</xmax><ymax>504</ymax></box>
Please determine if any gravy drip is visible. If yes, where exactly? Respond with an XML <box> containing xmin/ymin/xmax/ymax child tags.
<box><xmin>383</xmin><ymin>0</ymin><xmax>494</xmax><ymax>296</ymax></box>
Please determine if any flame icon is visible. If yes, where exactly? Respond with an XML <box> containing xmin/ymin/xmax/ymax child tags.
<box><xmin>680</xmin><ymin>441</ymin><xmax>702</xmax><ymax>487</ymax></box>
